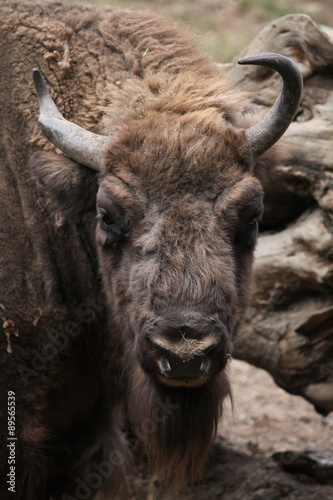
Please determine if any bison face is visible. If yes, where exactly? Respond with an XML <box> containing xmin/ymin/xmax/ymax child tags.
<box><xmin>95</xmin><ymin>116</ymin><xmax>264</xmax><ymax>392</ymax></box>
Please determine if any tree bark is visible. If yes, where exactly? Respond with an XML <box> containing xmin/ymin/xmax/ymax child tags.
<box><xmin>225</xmin><ymin>14</ymin><xmax>333</xmax><ymax>415</ymax></box>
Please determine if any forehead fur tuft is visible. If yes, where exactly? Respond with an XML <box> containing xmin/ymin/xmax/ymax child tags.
<box><xmin>102</xmin><ymin>70</ymin><xmax>247</xmax><ymax>130</ymax></box>
<box><xmin>102</xmin><ymin>71</ymin><xmax>252</xmax><ymax>199</ymax></box>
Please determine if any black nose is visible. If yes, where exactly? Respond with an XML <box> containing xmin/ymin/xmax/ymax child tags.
<box><xmin>145</xmin><ymin>326</ymin><xmax>222</xmax><ymax>384</ymax></box>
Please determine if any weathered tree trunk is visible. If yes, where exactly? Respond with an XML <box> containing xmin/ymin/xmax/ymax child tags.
<box><xmin>224</xmin><ymin>14</ymin><xmax>333</xmax><ymax>415</ymax></box>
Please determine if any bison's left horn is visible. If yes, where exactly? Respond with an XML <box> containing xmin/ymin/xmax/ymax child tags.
<box><xmin>33</xmin><ymin>69</ymin><xmax>107</xmax><ymax>172</ymax></box>
<box><xmin>238</xmin><ymin>53</ymin><xmax>303</xmax><ymax>161</ymax></box>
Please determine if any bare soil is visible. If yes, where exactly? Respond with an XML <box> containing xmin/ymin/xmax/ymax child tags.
<box><xmin>131</xmin><ymin>360</ymin><xmax>333</xmax><ymax>499</ymax></box>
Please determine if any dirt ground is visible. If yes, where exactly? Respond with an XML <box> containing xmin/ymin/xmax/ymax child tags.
<box><xmin>131</xmin><ymin>360</ymin><xmax>333</xmax><ymax>499</ymax></box>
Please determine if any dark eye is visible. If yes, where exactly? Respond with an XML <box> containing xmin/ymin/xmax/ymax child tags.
<box><xmin>234</xmin><ymin>215</ymin><xmax>260</xmax><ymax>250</ymax></box>
<box><xmin>99</xmin><ymin>214</ymin><xmax>127</xmax><ymax>236</ymax></box>
<box><xmin>97</xmin><ymin>211</ymin><xmax>129</xmax><ymax>247</ymax></box>
<box><xmin>247</xmin><ymin>219</ymin><xmax>258</xmax><ymax>230</ymax></box>
<box><xmin>101</xmin><ymin>214</ymin><xmax>115</xmax><ymax>230</ymax></box>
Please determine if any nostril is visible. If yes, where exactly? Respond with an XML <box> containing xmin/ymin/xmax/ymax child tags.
<box><xmin>202</xmin><ymin>342</ymin><xmax>218</xmax><ymax>356</ymax></box>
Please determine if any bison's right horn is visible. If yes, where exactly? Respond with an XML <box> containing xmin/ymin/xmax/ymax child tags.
<box><xmin>238</xmin><ymin>53</ymin><xmax>303</xmax><ymax>162</ymax></box>
<box><xmin>33</xmin><ymin>69</ymin><xmax>107</xmax><ymax>172</ymax></box>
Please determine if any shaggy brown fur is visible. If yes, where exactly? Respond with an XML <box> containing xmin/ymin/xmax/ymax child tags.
<box><xmin>0</xmin><ymin>1</ymin><xmax>286</xmax><ymax>498</ymax></box>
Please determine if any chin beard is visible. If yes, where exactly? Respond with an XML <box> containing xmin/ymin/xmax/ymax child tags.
<box><xmin>127</xmin><ymin>365</ymin><xmax>232</xmax><ymax>487</ymax></box>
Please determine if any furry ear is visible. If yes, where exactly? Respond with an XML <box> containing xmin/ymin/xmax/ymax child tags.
<box><xmin>29</xmin><ymin>151</ymin><xmax>99</xmax><ymax>218</ymax></box>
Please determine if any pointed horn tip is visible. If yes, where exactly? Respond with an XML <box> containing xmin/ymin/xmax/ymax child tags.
<box><xmin>32</xmin><ymin>68</ymin><xmax>42</xmax><ymax>85</ymax></box>
<box><xmin>237</xmin><ymin>53</ymin><xmax>303</xmax><ymax>85</ymax></box>
<box><xmin>32</xmin><ymin>68</ymin><xmax>49</xmax><ymax>99</ymax></box>
<box><xmin>238</xmin><ymin>52</ymin><xmax>288</xmax><ymax>65</ymax></box>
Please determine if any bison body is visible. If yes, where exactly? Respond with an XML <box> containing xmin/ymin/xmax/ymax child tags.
<box><xmin>0</xmin><ymin>1</ymin><xmax>301</xmax><ymax>498</ymax></box>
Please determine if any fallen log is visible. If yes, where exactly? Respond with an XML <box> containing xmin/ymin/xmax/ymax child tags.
<box><xmin>224</xmin><ymin>14</ymin><xmax>333</xmax><ymax>415</ymax></box>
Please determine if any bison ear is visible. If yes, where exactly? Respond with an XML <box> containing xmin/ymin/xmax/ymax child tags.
<box><xmin>29</xmin><ymin>151</ymin><xmax>99</xmax><ymax>218</ymax></box>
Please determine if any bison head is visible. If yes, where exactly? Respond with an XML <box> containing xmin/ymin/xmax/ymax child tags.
<box><xmin>32</xmin><ymin>53</ymin><xmax>302</xmax><ymax>484</ymax></box>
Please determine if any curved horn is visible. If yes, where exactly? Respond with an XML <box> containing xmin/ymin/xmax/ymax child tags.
<box><xmin>33</xmin><ymin>69</ymin><xmax>107</xmax><ymax>172</ymax></box>
<box><xmin>238</xmin><ymin>53</ymin><xmax>303</xmax><ymax>160</ymax></box>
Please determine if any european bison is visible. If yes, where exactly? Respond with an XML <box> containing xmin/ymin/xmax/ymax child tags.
<box><xmin>0</xmin><ymin>0</ymin><xmax>302</xmax><ymax>498</ymax></box>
